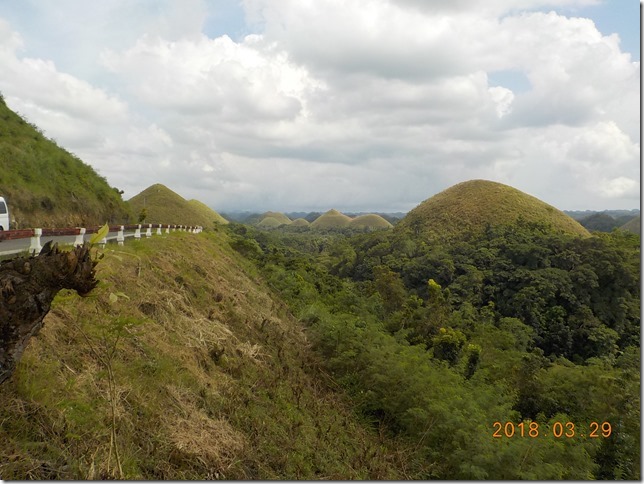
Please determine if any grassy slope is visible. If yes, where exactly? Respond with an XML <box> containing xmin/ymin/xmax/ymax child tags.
<box><xmin>257</xmin><ymin>216</ymin><xmax>283</xmax><ymax>228</ymax></box>
<box><xmin>310</xmin><ymin>209</ymin><xmax>352</xmax><ymax>229</ymax></box>
<box><xmin>0</xmin><ymin>232</ymin><xmax>409</xmax><ymax>480</ymax></box>
<box><xmin>187</xmin><ymin>199</ymin><xmax>229</xmax><ymax>225</ymax></box>
<box><xmin>290</xmin><ymin>218</ymin><xmax>311</xmax><ymax>227</ymax></box>
<box><xmin>349</xmin><ymin>214</ymin><xmax>393</xmax><ymax>230</ymax></box>
<box><xmin>620</xmin><ymin>214</ymin><xmax>641</xmax><ymax>234</ymax></box>
<box><xmin>259</xmin><ymin>212</ymin><xmax>292</xmax><ymax>225</ymax></box>
<box><xmin>0</xmin><ymin>96</ymin><xmax>133</xmax><ymax>228</ymax></box>
<box><xmin>397</xmin><ymin>179</ymin><xmax>590</xmax><ymax>241</ymax></box>
<box><xmin>128</xmin><ymin>184</ymin><xmax>227</xmax><ymax>229</ymax></box>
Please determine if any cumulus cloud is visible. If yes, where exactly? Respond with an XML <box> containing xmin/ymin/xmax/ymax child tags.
<box><xmin>0</xmin><ymin>0</ymin><xmax>638</xmax><ymax>211</ymax></box>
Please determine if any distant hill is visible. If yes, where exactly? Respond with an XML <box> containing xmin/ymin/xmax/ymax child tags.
<box><xmin>348</xmin><ymin>214</ymin><xmax>393</xmax><ymax>230</ymax></box>
<box><xmin>290</xmin><ymin>218</ymin><xmax>311</xmax><ymax>227</ymax></box>
<box><xmin>0</xmin><ymin>95</ymin><xmax>132</xmax><ymax>228</ymax></box>
<box><xmin>258</xmin><ymin>211</ymin><xmax>292</xmax><ymax>226</ymax></box>
<box><xmin>397</xmin><ymin>180</ymin><xmax>590</xmax><ymax>241</ymax></box>
<box><xmin>257</xmin><ymin>216</ymin><xmax>283</xmax><ymax>228</ymax></box>
<box><xmin>310</xmin><ymin>209</ymin><xmax>352</xmax><ymax>229</ymax></box>
<box><xmin>128</xmin><ymin>184</ymin><xmax>228</xmax><ymax>228</ymax></box>
<box><xmin>620</xmin><ymin>215</ymin><xmax>641</xmax><ymax>235</ymax></box>
<box><xmin>578</xmin><ymin>213</ymin><xmax>622</xmax><ymax>232</ymax></box>
<box><xmin>565</xmin><ymin>209</ymin><xmax>639</xmax><ymax>221</ymax></box>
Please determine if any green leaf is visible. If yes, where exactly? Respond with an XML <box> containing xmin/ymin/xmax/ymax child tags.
<box><xmin>90</xmin><ymin>223</ymin><xmax>109</xmax><ymax>245</ymax></box>
<box><xmin>109</xmin><ymin>292</ymin><xmax>118</xmax><ymax>304</ymax></box>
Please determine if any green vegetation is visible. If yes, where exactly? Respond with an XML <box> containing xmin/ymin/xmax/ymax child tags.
<box><xmin>226</xmin><ymin>210</ymin><xmax>640</xmax><ymax>479</ymax></box>
<box><xmin>579</xmin><ymin>212</ymin><xmax>637</xmax><ymax>233</ymax></box>
<box><xmin>0</xmin><ymin>157</ymin><xmax>638</xmax><ymax>480</ymax></box>
<box><xmin>396</xmin><ymin>179</ymin><xmax>590</xmax><ymax>241</ymax></box>
<box><xmin>0</xmin><ymin>95</ymin><xmax>132</xmax><ymax>228</ymax></box>
<box><xmin>128</xmin><ymin>184</ymin><xmax>228</xmax><ymax>229</ymax></box>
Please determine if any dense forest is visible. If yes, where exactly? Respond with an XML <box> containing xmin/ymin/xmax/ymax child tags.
<box><xmin>227</xmin><ymin>220</ymin><xmax>640</xmax><ymax>479</ymax></box>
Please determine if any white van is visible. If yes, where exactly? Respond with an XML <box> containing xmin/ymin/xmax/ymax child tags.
<box><xmin>0</xmin><ymin>197</ymin><xmax>9</xmax><ymax>230</ymax></box>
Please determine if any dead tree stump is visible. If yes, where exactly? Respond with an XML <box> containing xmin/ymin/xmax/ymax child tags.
<box><xmin>0</xmin><ymin>242</ymin><xmax>98</xmax><ymax>384</ymax></box>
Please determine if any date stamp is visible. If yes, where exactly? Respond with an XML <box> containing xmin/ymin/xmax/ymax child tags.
<box><xmin>492</xmin><ymin>421</ymin><xmax>612</xmax><ymax>439</ymax></box>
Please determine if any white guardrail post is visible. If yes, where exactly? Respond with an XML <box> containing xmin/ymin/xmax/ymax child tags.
<box><xmin>74</xmin><ymin>227</ymin><xmax>86</xmax><ymax>246</ymax></box>
<box><xmin>156</xmin><ymin>224</ymin><xmax>162</xmax><ymax>235</ymax></box>
<box><xmin>29</xmin><ymin>228</ymin><xmax>42</xmax><ymax>253</ymax></box>
<box><xmin>134</xmin><ymin>224</ymin><xmax>141</xmax><ymax>240</ymax></box>
<box><xmin>117</xmin><ymin>226</ymin><xmax>125</xmax><ymax>246</ymax></box>
<box><xmin>145</xmin><ymin>224</ymin><xmax>152</xmax><ymax>237</ymax></box>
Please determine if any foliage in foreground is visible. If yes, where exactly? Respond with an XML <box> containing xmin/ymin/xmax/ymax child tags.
<box><xmin>229</xmin><ymin>222</ymin><xmax>640</xmax><ymax>480</ymax></box>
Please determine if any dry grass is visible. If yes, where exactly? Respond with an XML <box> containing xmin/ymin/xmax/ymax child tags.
<box><xmin>0</xmin><ymin>231</ymin><xmax>408</xmax><ymax>480</ymax></box>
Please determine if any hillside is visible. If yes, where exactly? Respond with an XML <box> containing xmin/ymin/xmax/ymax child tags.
<box><xmin>259</xmin><ymin>211</ymin><xmax>292</xmax><ymax>226</ymax></box>
<box><xmin>310</xmin><ymin>209</ymin><xmax>352</xmax><ymax>229</ymax></box>
<box><xmin>348</xmin><ymin>214</ymin><xmax>393</xmax><ymax>230</ymax></box>
<box><xmin>290</xmin><ymin>218</ymin><xmax>311</xmax><ymax>227</ymax></box>
<box><xmin>0</xmin><ymin>232</ymin><xmax>408</xmax><ymax>480</ymax></box>
<box><xmin>397</xmin><ymin>179</ymin><xmax>590</xmax><ymax>241</ymax></box>
<box><xmin>187</xmin><ymin>199</ymin><xmax>229</xmax><ymax>225</ymax></box>
<box><xmin>257</xmin><ymin>216</ymin><xmax>282</xmax><ymax>228</ymax></box>
<box><xmin>128</xmin><ymin>184</ymin><xmax>227</xmax><ymax>229</ymax></box>
<box><xmin>620</xmin><ymin>214</ymin><xmax>641</xmax><ymax>234</ymax></box>
<box><xmin>0</xmin><ymin>95</ymin><xmax>132</xmax><ymax>228</ymax></box>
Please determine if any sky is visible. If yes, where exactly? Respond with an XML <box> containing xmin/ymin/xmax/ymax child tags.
<box><xmin>0</xmin><ymin>0</ymin><xmax>639</xmax><ymax>213</ymax></box>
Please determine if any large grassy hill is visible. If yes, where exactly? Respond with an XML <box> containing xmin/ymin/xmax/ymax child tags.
<box><xmin>310</xmin><ymin>209</ymin><xmax>352</xmax><ymax>229</ymax></box>
<box><xmin>128</xmin><ymin>184</ymin><xmax>228</xmax><ymax>229</ymax></box>
<box><xmin>0</xmin><ymin>95</ymin><xmax>132</xmax><ymax>228</ymax></box>
<box><xmin>0</xmin><ymin>232</ymin><xmax>408</xmax><ymax>480</ymax></box>
<box><xmin>397</xmin><ymin>179</ymin><xmax>590</xmax><ymax>241</ymax></box>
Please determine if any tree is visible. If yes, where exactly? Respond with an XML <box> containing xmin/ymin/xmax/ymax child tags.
<box><xmin>372</xmin><ymin>265</ymin><xmax>406</xmax><ymax>315</ymax></box>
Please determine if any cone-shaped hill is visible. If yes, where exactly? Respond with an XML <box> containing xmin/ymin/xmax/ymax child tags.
<box><xmin>619</xmin><ymin>214</ymin><xmax>640</xmax><ymax>235</ymax></box>
<box><xmin>397</xmin><ymin>180</ymin><xmax>590</xmax><ymax>241</ymax></box>
<box><xmin>257</xmin><ymin>211</ymin><xmax>292</xmax><ymax>226</ymax></box>
<box><xmin>310</xmin><ymin>209</ymin><xmax>352</xmax><ymax>229</ymax></box>
<box><xmin>188</xmin><ymin>199</ymin><xmax>229</xmax><ymax>225</ymax></box>
<box><xmin>290</xmin><ymin>218</ymin><xmax>311</xmax><ymax>227</ymax></box>
<box><xmin>128</xmin><ymin>184</ymin><xmax>228</xmax><ymax>228</ymax></box>
<box><xmin>349</xmin><ymin>214</ymin><xmax>393</xmax><ymax>230</ymax></box>
<box><xmin>257</xmin><ymin>216</ymin><xmax>283</xmax><ymax>228</ymax></box>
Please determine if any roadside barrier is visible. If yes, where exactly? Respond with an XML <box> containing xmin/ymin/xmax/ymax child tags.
<box><xmin>0</xmin><ymin>224</ymin><xmax>203</xmax><ymax>256</ymax></box>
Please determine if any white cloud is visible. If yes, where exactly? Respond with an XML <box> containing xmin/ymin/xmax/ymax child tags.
<box><xmin>598</xmin><ymin>177</ymin><xmax>639</xmax><ymax>199</ymax></box>
<box><xmin>0</xmin><ymin>0</ymin><xmax>638</xmax><ymax>212</ymax></box>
